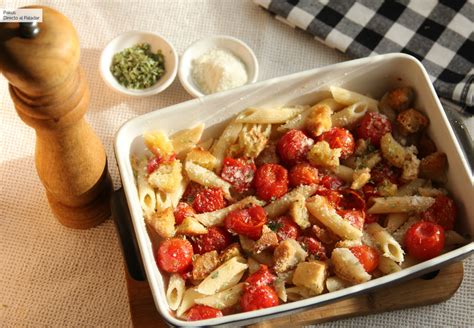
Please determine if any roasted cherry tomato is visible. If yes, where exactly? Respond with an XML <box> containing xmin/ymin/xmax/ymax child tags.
<box><xmin>405</xmin><ymin>221</ymin><xmax>445</xmax><ymax>261</ymax></box>
<box><xmin>356</xmin><ymin>112</ymin><xmax>392</xmax><ymax>146</ymax></box>
<box><xmin>298</xmin><ymin>236</ymin><xmax>327</xmax><ymax>260</ymax></box>
<box><xmin>155</xmin><ymin>238</ymin><xmax>193</xmax><ymax>273</ymax></box>
<box><xmin>185</xmin><ymin>305</ymin><xmax>223</xmax><ymax>321</ymax></box>
<box><xmin>289</xmin><ymin>162</ymin><xmax>319</xmax><ymax>187</ymax></box>
<box><xmin>241</xmin><ymin>285</ymin><xmax>279</xmax><ymax>312</ymax></box>
<box><xmin>245</xmin><ymin>265</ymin><xmax>276</xmax><ymax>287</ymax></box>
<box><xmin>270</xmin><ymin>216</ymin><xmax>302</xmax><ymax>241</ymax></box>
<box><xmin>420</xmin><ymin>195</ymin><xmax>457</xmax><ymax>231</ymax></box>
<box><xmin>253</xmin><ymin>163</ymin><xmax>289</xmax><ymax>201</ymax></box>
<box><xmin>349</xmin><ymin>245</ymin><xmax>380</xmax><ymax>273</ymax></box>
<box><xmin>318</xmin><ymin>127</ymin><xmax>355</xmax><ymax>159</ymax></box>
<box><xmin>338</xmin><ymin>189</ymin><xmax>365</xmax><ymax>211</ymax></box>
<box><xmin>339</xmin><ymin>209</ymin><xmax>365</xmax><ymax>230</ymax></box>
<box><xmin>192</xmin><ymin>187</ymin><xmax>225</xmax><ymax>213</ymax></box>
<box><xmin>146</xmin><ymin>153</ymin><xmax>176</xmax><ymax>174</ymax></box>
<box><xmin>220</xmin><ymin>157</ymin><xmax>256</xmax><ymax>193</ymax></box>
<box><xmin>362</xmin><ymin>183</ymin><xmax>379</xmax><ymax>201</ymax></box>
<box><xmin>182</xmin><ymin>182</ymin><xmax>206</xmax><ymax>204</ymax></box>
<box><xmin>173</xmin><ymin>202</ymin><xmax>196</xmax><ymax>225</ymax></box>
<box><xmin>364</xmin><ymin>213</ymin><xmax>381</xmax><ymax>225</ymax></box>
<box><xmin>371</xmin><ymin>163</ymin><xmax>400</xmax><ymax>185</ymax></box>
<box><xmin>224</xmin><ymin>205</ymin><xmax>268</xmax><ymax>240</ymax></box>
<box><xmin>276</xmin><ymin>129</ymin><xmax>314</xmax><ymax>165</ymax></box>
<box><xmin>319</xmin><ymin>174</ymin><xmax>344</xmax><ymax>190</ymax></box>
<box><xmin>191</xmin><ymin>226</ymin><xmax>232</xmax><ymax>255</ymax></box>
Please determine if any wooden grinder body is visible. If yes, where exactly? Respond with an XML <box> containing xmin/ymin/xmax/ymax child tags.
<box><xmin>0</xmin><ymin>6</ymin><xmax>112</xmax><ymax>228</ymax></box>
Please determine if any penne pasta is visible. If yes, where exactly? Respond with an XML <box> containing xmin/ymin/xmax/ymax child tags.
<box><xmin>166</xmin><ymin>273</ymin><xmax>186</xmax><ymax>311</ymax></box>
<box><xmin>184</xmin><ymin>161</ymin><xmax>232</xmax><ymax>200</ymax></box>
<box><xmin>196</xmin><ymin>256</ymin><xmax>248</xmax><ymax>295</ymax></box>
<box><xmin>176</xmin><ymin>287</ymin><xmax>204</xmax><ymax>318</ymax></box>
<box><xmin>326</xmin><ymin>276</ymin><xmax>349</xmax><ymax>292</ymax></box>
<box><xmin>264</xmin><ymin>185</ymin><xmax>317</xmax><ymax>219</ymax></box>
<box><xmin>368</xmin><ymin>196</ymin><xmax>435</xmax><ymax>214</ymax></box>
<box><xmin>171</xmin><ymin>123</ymin><xmax>204</xmax><ymax>159</ymax></box>
<box><xmin>285</xmin><ymin>286</ymin><xmax>312</xmax><ymax>301</ymax></box>
<box><xmin>331</xmin><ymin>248</ymin><xmax>371</xmax><ymax>284</ymax></box>
<box><xmin>235</xmin><ymin>106</ymin><xmax>307</xmax><ymax>124</ymax></box>
<box><xmin>331</xmin><ymin>164</ymin><xmax>354</xmax><ymax>183</ymax></box>
<box><xmin>365</xmin><ymin>223</ymin><xmax>404</xmax><ymax>263</ymax></box>
<box><xmin>378</xmin><ymin>257</ymin><xmax>402</xmax><ymax>275</ymax></box>
<box><xmin>195</xmin><ymin>283</ymin><xmax>245</xmax><ymax>310</ymax></box>
<box><xmin>331</xmin><ymin>102</ymin><xmax>368</xmax><ymax>128</ymax></box>
<box><xmin>274</xmin><ymin>278</ymin><xmax>287</xmax><ymax>302</ymax></box>
<box><xmin>330</xmin><ymin>86</ymin><xmax>379</xmax><ymax>112</ymax></box>
<box><xmin>135</xmin><ymin>159</ymin><xmax>156</xmax><ymax>216</ymax></box>
<box><xmin>306</xmin><ymin>195</ymin><xmax>363</xmax><ymax>240</ymax></box>
<box><xmin>211</xmin><ymin>121</ymin><xmax>243</xmax><ymax>172</ymax></box>
<box><xmin>396</xmin><ymin>179</ymin><xmax>426</xmax><ymax>196</ymax></box>
<box><xmin>318</xmin><ymin>97</ymin><xmax>345</xmax><ymax>112</ymax></box>
<box><xmin>385</xmin><ymin>213</ymin><xmax>409</xmax><ymax>233</ymax></box>
<box><xmin>392</xmin><ymin>216</ymin><xmax>420</xmax><ymax>246</ymax></box>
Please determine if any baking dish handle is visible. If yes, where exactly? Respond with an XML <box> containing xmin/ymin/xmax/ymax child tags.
<box><xmin>111</xmin><ymin>188</ymin><xmax>147</xmax><ymax>281</ymax></box>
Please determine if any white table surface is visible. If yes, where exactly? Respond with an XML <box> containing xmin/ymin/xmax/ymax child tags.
<box><xmin>0</xmin><ymin>1</ymin><xmax>472</xmax><ymax>327</ymax></box>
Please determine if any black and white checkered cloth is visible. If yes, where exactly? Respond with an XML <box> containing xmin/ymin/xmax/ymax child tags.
<box><xmin>254</xmin><ymin>0</ymin><xmax>473</xmax><ymax>114</ymax></box>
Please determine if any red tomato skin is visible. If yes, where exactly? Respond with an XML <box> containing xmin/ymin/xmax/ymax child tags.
<box><xmin>277</xmin><ymin>129</ymin><xmax>314</xmax><ymax>165</ymax></box>
<box><xmin>356</xmin><ymin>112</ymin><xmax>392</xmax><ymax>146</ymax></box>
<box><xmin>192</xmin><ymin>188</ymin><xmax>225</xmax><ymax>213</ymax></box>
<box><xmin>364</xmin><ymin>213</ymin><xmax>381</xmax><ymax>225</ymax></box>
<box><xmin>241</xmin><ymin>285</ymin><xmax>279</xmax><ymax>312</ymax></box>
<box><xmin>289</xmin><ymin>163</ymin><xmax>319</xmax><ymax>187</ymax></box>
<box><xmin>191</xmin><ymin>226</ymin><xmax>232</xmax><ymax>255</ymax></box>
<box><xmin>146</xmin><ymin>153</ymin><xmax>176</xmax><ymax>174</ymax></box>
<box><xmin>420</xmin><ymin>195</ymin><xmax>457</xmax><ymax>230</ymax></box>
<box><xmin>182</xmin><ymin>182</ymin><xmax>205</xmax><ymax>204</ymax></box>
<box><xmin>316</xmin><ymin>188</ymin><xmax>342</xmax><ymax>208</ymax></box>
<box><xmin>371</xmin><ymin>163</ymin><xmax>400</xmax><ymax>185</ymax></box>
<box><xmin>319</xmin><ymin>174</ymin><xmax>344</xmax><ymax>190</ymax></box>
<box><xmin>155</xmin><ymin>238</ymin><xmax>193</xmax><ymax>273</ymax></box>
<box><xmin>245</xmin><ymin>265</ymin><xmax>276</xmax><ymax>287</ymax></box>
<box><xmin>224</xmin><ymin>205</ymin><xmax>268</xmax><ymax>240</ymax></box>
<box><xmin>362</xmin><ymin>184</ymin><xmax>379</xmax><ymax>201</ymax></box>
<box><xmin>318</xmin><ymin>127</ymin><xmax>355</xmax><ymax>159</ymax></box>
<box><xmin>349</xmin><ymin>245</ymin><xmax>380</xmax><ymax>273</ymax></box>
<box><xmin>272</xmin><ymin>216</ymin><xmax>302</xmax><ymax>242</ymax></box>
<box><xmin>185</xmin><ymin>305</ymin><xmax>223</xmax><ymax>321</ymax></box>
<box><xmin>253</xmin><ymin>164</ymin><xmax>289</xmax><ymax>201</ymax></box>
<box><xmin>298</xmin><ymin>236</ymin><xmax>327</xmax><ymax>260</ymax></box>
<box><xmin>339</xmin><ymin>209</ymin><xmax>365</xmax><ymax>230</ymax></box>
<box><xmin>173</xmin><ymin>202</ymin><xmax>196</xmax><ymax>225</ymax></box>
<box><xmin>220</xmin><ymin>157</ymin><xmax>256</xmax><ymax>193</ymax></box>
<box><xmin>338</xmin><ymin>189</ymin><xmax>366</xmax><ymax>211</ymax></box>
<box><xmin>405</xmin><ymin>221</ymin><xmax>445</xmax><ymax>261</ymax></box>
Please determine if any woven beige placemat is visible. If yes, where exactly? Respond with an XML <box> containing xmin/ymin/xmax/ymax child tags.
<box><xmin>0</xmin><ymin>1</ymin><xmax>471</xmax><ymax>327</ymax></box>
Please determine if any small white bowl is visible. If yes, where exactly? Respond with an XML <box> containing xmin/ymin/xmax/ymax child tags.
<box><xmin>179</xmin><ymin>35</ymin><xmax>259</xmax><ymax>98</ymax></box>
<box><xmin>100</xmin><ymin>31</ymin><xmax>178</xmax><ymax>97</ymax></box>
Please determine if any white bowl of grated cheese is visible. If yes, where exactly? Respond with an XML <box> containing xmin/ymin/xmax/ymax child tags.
<box><xmin>179</xmin><ymin>35</ymin><xmax>259</xmax><ymax>98</ymax></box>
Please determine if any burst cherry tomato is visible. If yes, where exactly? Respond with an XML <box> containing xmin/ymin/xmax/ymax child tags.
<box><xmin>349</xmin><ymin>245</ymin><xmax>380</xmax><ymax>273</ymax></box>
<box><xmin>220</xmin><ymin>157</ymin><xmax>256</xmax><ymax>193</ymax></box>
<box><xmin>277</xmin><ymin>129</ymin><xmax>314</xmax><ymax>165</ymax></box>
<box><xmin>338</xmin><ymin>189</ymin><xmax>365</xmax><ymax>211</ymax></box>
<box><xmin>339</xmin><ymin>209</ymin><xmax>365</xmax><ymax>230</ymax></box>
<box><xmin>362</xmin><ymin>184</ymin><xmax>379</xmax><ymax>201</ymax></box>
<box><xmin>155</xmin><ymin>238</ymin><xmax>193</xmax><ymax>273</ymax></box>
<box><xmin>356</xmin><ymin>112</ymin><xmax>392</xmax><ymax>146</ymax></box>
<box><xmin>405</xmin><ymin>221</ymin><xmax>445</xmax><ymax>261</ymax></box>
<box><xmin>371</xmin><ymin>163</ymin><xmax>400</xmax><ymax>185</ymax></box>
<box><xmin>193</xmin><ymin>187</ymin><xmax>225</xmax><ymax>213</ymax></box>
<box><xmin>191</xmin><ymin>226</ymin><xmax>232</xmax><ymax>255</ymax></box>
<box><xmin>253</xmin><ymin>163</ymin><xmax>289</xmax><ymax>201</ymax></box>
<box><xmin>420</xmin><ymin>195</ymin><xmax>457</xmax><ymax>231</ymax></box>
<box><xmin>225</xmin><ymin>205</ymin><xmax>268</xmax><ymax>240</ymax></box>
<box><xmin>289</xmin><ymin>163</ymin><xmax>319</xmax><ymax>187</ymax></box>
<box><xmin>146</xmin><ymin>153</ymin><xmax>176</xmax><ymax>174</ymax></box>
<box><xmin>364</xmin><ymin>213</ymin><xmax>381</xmax><ymax>225</ymax></box>
<box><xmin>241</xmin><ymin>285</ymin><xmax>279</xmax><ymax>312</ymax></box>
<box><xmin>174</xmin><ymin>202</ymin><xmax>196</xmax><ymax>225</ymax></box>
<box><xmin>298</xmin><ymin>236</ymin><xmax>327</xmax><ymax>260</ymax></box>
<box><xmin>245</xmin><ymin>265</ymin><xmax>276</xmax><ymax>287</ymax></box>
<box><xmin>185</xmin><ymin>305</ymin><xmax>223</xmax><ymax>321</ymax></box>
<box><xmin>318</xmin><ymin>127</ymin><xmax>355</xmax><ymax>159</ymax></box>
<box><xmin>182</xmin><ymin>182</ymin><xmax>205</xmax><ymax>204</ymax></box>
<box><xmin>315</xmin><ymin>188</ymin><xmax>342</xmax><ymax>208</ymax></box>
<box><xmin>271</xmin><ymin>216</ymin><xmax>302</xmax><ymax>241</ymax></box>
<box><xmin>319</xmin><ymin>174</ymin><xmax>344</xmax><ymax>190</ymax></box>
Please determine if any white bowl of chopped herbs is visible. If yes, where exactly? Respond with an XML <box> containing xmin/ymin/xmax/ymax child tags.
<box><xmin>100</xmin><ymin>31</ymin><xmax>178</xmax><ymax>96</ymax></box>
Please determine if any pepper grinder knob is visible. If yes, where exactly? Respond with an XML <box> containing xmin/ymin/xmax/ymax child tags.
<box><xmin>19</xmin><ymin>22</ymin><xmax>40</xmax><ymax>39</ymax></box>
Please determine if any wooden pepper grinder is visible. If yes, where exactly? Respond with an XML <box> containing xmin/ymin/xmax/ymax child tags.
<box><xmin>0</xmin><ymin>6</ymin><xmax>113</xmax><ymax>229</ymax></box>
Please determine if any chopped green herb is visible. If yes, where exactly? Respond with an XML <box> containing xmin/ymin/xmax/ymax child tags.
<box><xmin>268</xmin><ymin>221</ymin><xmax>282</xmax><ymax>232</ymax></box>
<box><xmin>110</xmin><ymin>43</ymin><xmax>165</xmax><ymax>89</ymax></box>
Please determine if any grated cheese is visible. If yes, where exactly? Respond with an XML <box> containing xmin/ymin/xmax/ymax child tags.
<box><xmin>191</xmin><ymin>48</ymin><xmax>248</xmax><ymax>95</ymax></box>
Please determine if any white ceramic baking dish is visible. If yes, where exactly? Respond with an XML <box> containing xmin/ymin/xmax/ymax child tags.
<box><xmin>114</xmin><ymin>53</ymin><xmax>474</xmax><ymax>327</ymax></box>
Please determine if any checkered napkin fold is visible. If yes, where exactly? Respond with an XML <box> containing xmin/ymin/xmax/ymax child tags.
<box><xmin>254</xmin><ymin>0</ymin><xmax>473</xmax><ymax>114</ymax></box>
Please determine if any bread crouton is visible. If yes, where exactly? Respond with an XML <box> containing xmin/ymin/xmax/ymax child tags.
<box><xmin>192</xmin><ymin>251</ymin><xmax>221</xmax><ymax>280</ymax></box>
<box><xmin>175</xmin><ymin>217</ymin><xmax>208</xmax><ymax>235</ymax></box>
<box><xmin>238</xmin><ymin>123</ymin><xmax>271</xmax><ymax>158</ymax></box>
<box><xmin>382</xmin><ymin>87</ymin><xmax>415</xmax><ymax>112</ymax></box>
<box><xmin>145</xmin><ymin>207</ymin><xmax>175</xmax><ymax>238</ymax></box>
<box><xmin>219</xmin><ymin>243</ymin><xmax>242</xmax><ymax>263</ymax></box>
<box><xmin>273</xmin><ymin>239</ymin><xmax>308</xmax><ymax>273</ymax></box>
<box><xmin>289</xmin><ymin>194</ymin><xmax>311</xmax><ymax>229</ymax></box>
<box><xmin>397</xmin><ymin>109</ymin><xmax>429</xmax><ymax>135</ymax></box>
<box><xmin>144</xmin><ymin>130</ymin><xmax>174</xmax><ymax>157</ymax></box>
<box><xmin>380</xmin><ymin>133</ymin><xmax>406</xmax><ymax>168</ymax></box>
<box><xmin>254</xmin><ymin>225</ymin><xmax>279</xmax><ymax>253</ymax></box>
<box><xmin>401</xmin><ymin>152</ymin><xmax>420</xmax><ymax>182</ymax></box>
<box><xmin>307</xmin><ymin>141</ymin><xmax>341</xmax><ymax>168</ymax></box>
<box><xmin>351</xmin><ymin>168</ymin><xmax>371</xmax><ymax>190</ymax></box>
<box><xmin>292</xmin><ymin>261</ymin><xmax>328</xmax><ymax>296</ymax></box>
<box><xmin>418</xmin><ymin>133</ymin><xmax>437</xmax><ymax>158</ymax></box>
<box><xmin>148</xmin><ymin>160</ymin><xmax>183</xmax><ymax>193</ymax></box>
<box><xmin>419</xmin><ymin>152</ymin><xmax>447</xmax><ymax>183</ymax></box>
<box><xmin>185</xmin><ymin>147</ymin><xmax>217</xmax><ymax>171</ymax></box>
<box><xmin>305</xmin><ymin>104</ymin><xmax>332</xmax><ymax>138</ymax></box>
<box><xmin>331</xmin><ymin>247</ymin><xmax>371</xmax><ymax>284</ymax></box>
